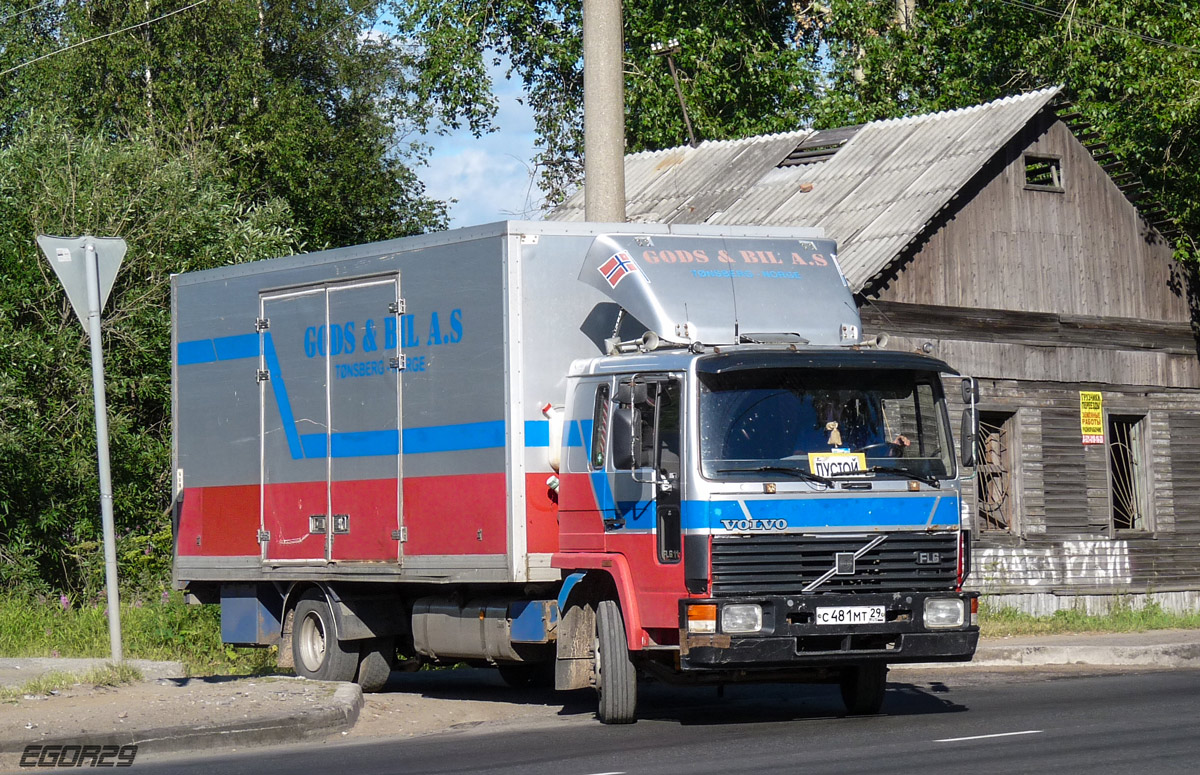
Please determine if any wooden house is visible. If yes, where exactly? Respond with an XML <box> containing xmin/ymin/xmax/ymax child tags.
<box><xmin>550</xmin><ymin>87</ymin><xmax>1200</xmax><ymax>614</ymax></box>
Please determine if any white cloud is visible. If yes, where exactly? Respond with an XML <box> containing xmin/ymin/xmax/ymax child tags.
<box><xmin>419</xmin><ymin>59</ymin><xmax>548</xmax><ymax>227</ymax></box>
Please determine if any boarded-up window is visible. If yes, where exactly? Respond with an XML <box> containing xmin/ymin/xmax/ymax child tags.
<box><xmin>1109</xmin><ymin>415</ymin><xmax>1149</xmax><ymax>531</ymax></box>
<box><xmin>977</xmin><ymin>412</ymin><xmax>1017</xmax><ymax>532</ymax></box>
<box><xmin>1169</xmin><ymin>413</ymin><xmax>1200</xmax><ymax>536</ymax></box>
<box><xmin>1042</xmin><ymin>410</ymin><xmax>1089</xmax><ymax>534</ymax></box>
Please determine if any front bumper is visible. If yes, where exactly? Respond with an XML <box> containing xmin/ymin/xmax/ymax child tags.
<box><xmin>679</xmin><ymin>591</ymin><xmax>978</xmax><ymax>670</ymax></box>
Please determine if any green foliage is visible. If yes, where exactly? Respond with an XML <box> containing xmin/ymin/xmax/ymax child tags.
<box><xmin>0</xmin><ymin>0</ymin><xmax>451</xmax><ymax>247</ymax></box>
<box><xmin>0</xmin><ymin>116</ymin><xmax>300</xmax><ymax>594</ymax></box>
<box><xmin>0</xmin><ymin>1</ymin><xmax>470</xmax><ymax>595</ymax></box>
<box><xmin>0</xmin><ymin>591</ymin><xmax>276</xmax><ymax>676</ymax></box>
<box><xmin>388</xmin><ymin>0</ymin><xmax>820</xmax><ymax>204</ymax></box>
<box><xmin>808</xmin><ymin>1</ymin><xmax>1200</xmax><ymax>260</ymax></box>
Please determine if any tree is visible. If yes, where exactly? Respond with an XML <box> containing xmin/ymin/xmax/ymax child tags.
<box><xmin>387</xmin><ymin>0</ymin><xmax>821</xmax><ymax>204</ymax></box>
<box><xmin>806</xmin><ymin>0</ymin><xmax>1200</xmax><ymax>260</ymax></box>
<box><xmin>0</xmin><ymin>1</ymin><xmax>477</xmax><ymax>592</ymax></box>
<box><xmin>0</xmin><ymin>0</ymin><xmax>455</xmax><ymax>247</ymax></box>
<box><xmin>0</xmin><ymin>116</ymin><xmax>301</xmax><ymax>592</ymax></box>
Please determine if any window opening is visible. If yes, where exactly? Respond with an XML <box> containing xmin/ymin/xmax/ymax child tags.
<box><xmin>1109</xmin><ymin>415</ymin><xmax>1147</xmax><ymax>531</ymax></box>
<box><xmin>976</xmin><ymin>412</ymin><xmax>1016</xmax><ymax>532</ymax></box>
<box><xmin>1024</xmin><ymin>154</ymin><xmax>1063</xmax><ymax>191</ymax></box>
<box><xmin>590</xmin><ymin>384</ymin><xmax>610</xmax><ymax>470</ymax></box>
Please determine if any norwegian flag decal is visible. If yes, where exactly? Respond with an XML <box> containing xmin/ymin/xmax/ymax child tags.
<box><xmin>598</xmin><ymin>250</ymin><xmax>639</xmax><ymax>288</ymax></box>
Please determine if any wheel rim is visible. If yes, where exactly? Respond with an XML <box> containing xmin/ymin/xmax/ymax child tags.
<box><xmin>298</xmin><ymin>610</ymin><xmax>328</xmax><ymax>674</ymax></box>
<box><xmin>593</xmin><ymin>633</ymin><xmax>603</xmax><ymax>692</ymax></box>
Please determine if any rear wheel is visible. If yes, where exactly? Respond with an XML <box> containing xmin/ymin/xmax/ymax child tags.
<box><xmin>594</xmin><ymin>599</ymin><xmax>637</xmax><ymax>724</ymax></box>
<box><xmin>292</xmin><ymin>593</ymin><xmax>359</xmax><ymax>683</ymax></box>
<box><xmin>356</xmin><ymin>637</ymin><xmax>395</xmax><ymax>692</ymax></box>
<box><xmin>839</xmin><ymin>662</ymin><xmax>888</xmax><ymax>715</ymax></box>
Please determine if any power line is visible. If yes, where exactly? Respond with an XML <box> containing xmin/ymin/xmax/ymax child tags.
<box><xmin>0</xmin><ymin>0</ymin><xmax>56</xmax><ymax>25</ymax></box>
<box><xmin>990</xmin><ymin>0</ymin><xmax>1200</xmax><ymax>54</ymax></box>
<box><xmin>0</xmin><ymin>0</ymin><xmax>213</xmax><ymax>78</ymax></box>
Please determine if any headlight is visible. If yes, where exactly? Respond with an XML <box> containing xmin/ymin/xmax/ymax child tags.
<box><xmin>924</xmin><ymin>598</ymin><xmax>965</xmax><ymax>628</ymax></box>
<box><xmin>721</xmin><ymin>604</ymin><xmax>763</xmax><ymax>634</ymax></box>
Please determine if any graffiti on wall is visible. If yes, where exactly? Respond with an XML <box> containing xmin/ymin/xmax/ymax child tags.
<box><xmin>974</xmin><ymin>540</ymin><xmax>1132</xmax><ymax>587</ymax></box>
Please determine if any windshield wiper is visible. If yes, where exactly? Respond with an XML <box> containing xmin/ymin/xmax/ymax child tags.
<box><xmin>826</xmin><ymin>466</ymin><xmax>941</xmax><ymax>488</ymax></box>
<box><xmin>716</xmin><ymin>465</ymin><xmax>834</xmax><ymax>488</ymax></box>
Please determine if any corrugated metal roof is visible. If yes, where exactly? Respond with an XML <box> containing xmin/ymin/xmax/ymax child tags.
<box><xmin>550</xmin><ymin>87</ymin><xmax>1063</xmax><ymax>292</ymax></box>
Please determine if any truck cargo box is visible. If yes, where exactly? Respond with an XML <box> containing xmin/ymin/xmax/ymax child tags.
<box><xmin>172</xmin><ymin>221</ymin><xmax>837</xmax><ymax>588</ymax></box>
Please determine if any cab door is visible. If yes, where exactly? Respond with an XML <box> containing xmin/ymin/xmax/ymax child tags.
<box><xmin>606</xmin><ymin>376</ymin><xmax>685</xmax><ymax>629</ymax></box>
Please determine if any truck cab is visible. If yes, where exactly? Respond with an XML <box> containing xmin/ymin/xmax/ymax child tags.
<box><xmin>550</xmin><ymin>231</ymin><xmax>978</xmax><ymax>722</ymax></box>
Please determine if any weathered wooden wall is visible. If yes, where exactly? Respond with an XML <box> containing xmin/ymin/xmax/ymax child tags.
<box><xmin>876</xmin><ymin>115</ymin><xmax>1190</xmax><ymax>324</ymax></box>
<box><xmin>930</xmin><ymin>372</ymin><xmax>1200</xmax><ymax>594</ymax></box>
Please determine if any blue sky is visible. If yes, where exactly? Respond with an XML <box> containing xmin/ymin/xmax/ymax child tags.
<box><xmin>417</xmin><ymin>65</ymin><xmax>548</xmax><ymax>228</ymax></box>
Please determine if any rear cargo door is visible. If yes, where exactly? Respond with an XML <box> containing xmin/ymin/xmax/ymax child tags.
<box><xmin>260</xmin><ymin>287</ymin><xmax>331</xmax><ymax>562</ymax></box>
<box><xmin>327</xmin><ymin>278</ymin><xmax>402</xmax><ymax>561</ymax></box>
<box><xmin>259</xmin><ymin>276</ymin><xmax>403</xmax><ymax>564</ymax></box>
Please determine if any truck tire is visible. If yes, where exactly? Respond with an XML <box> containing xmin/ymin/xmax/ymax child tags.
<box><xmin>594</xmin><ymin>599</ymin><xmax>637</xmax><ymax>724</ymax></box>
<box><xmin>292</xmin><ymin>593</ymin><xmax>359</xmax><ymax>683</ymax></box>
<box><xmin>356</xmin><ymin>638</ymin><xmax>394</xmax><ymax>693</ymax></box>
<box><xmin>839</xmin><ymin>662</ymin><xmax>888</xmax><ymax>715</ymax></box>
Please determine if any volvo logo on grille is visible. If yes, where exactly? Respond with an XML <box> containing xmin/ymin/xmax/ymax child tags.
<box><xmin>834</xmin><ymin>552</ymin><xmax>856</xmax><ymax>575</ymax></box>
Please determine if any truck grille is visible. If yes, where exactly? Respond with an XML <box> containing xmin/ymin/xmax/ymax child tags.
<box><xmin>710</xmin><ymin>533</ymin><xmax>958</xmax><ymax>597</ymax></box>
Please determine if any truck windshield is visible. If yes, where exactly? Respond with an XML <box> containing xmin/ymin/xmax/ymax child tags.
<box><xmin>698</xmin><ymin>367</ymin><xmax>954</xmax><ymax>481</ymax></box>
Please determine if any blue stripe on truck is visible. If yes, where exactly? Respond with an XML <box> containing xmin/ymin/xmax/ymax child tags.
<box><xmin>178</xmin><ymin>334</ymin><xmax>554</xmax><ymax>458</ymax></box>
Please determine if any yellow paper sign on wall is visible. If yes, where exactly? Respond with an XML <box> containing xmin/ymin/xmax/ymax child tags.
<box><xmin>1080</xmin><ymin>391</ymin><xmax>1104</xmax><ymax>445</ymax></box>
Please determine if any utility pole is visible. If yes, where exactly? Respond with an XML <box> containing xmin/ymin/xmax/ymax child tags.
<box><xmin>650</xmin><ymin>39</ymin><xmax>698</xmax><ymax>148</ymax></box>
<box><xmin>582</xmin><ymin>0</ymin><xmax>626</xmax><ymax>222</ymax></box>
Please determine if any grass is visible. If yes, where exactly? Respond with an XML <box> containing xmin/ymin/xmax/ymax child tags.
<box><xmin>979</xmin><ymin>598</ymin><xmax>1200</xmax><ymax>637</ymax></box>
<box><xmin>0</xmin><ymin>591</ymin><xmax>278</xmax><ymax>676</ymax></box>
<box><xmin>0</xmin><ymin>663</ymin><xmax>143</xmax><ymax>702</ymax></box>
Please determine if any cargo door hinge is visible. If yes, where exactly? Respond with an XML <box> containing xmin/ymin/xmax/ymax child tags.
<box><xmin>255</xmin><ymin>317</ymin><xmax>269</xmax><ymax>332</ymax></box>
<box><xmin>256</xmin><ymin>369</ymin><xmax>270</xmax><ymax>383</ymax></box>
<box><xmin>389</xmin><ymin>299</ymin><xmax>406</xmax><ymax>314</ymax></box>
<box><xmin>391</xmin><ymin>527</ymin><xmax>407</xmax><ymax>542</ymax></box>
<box><xmin>257</xmin><ymin>529</ymin><xmax>270</xmax><ymax>543</ymax></box>
<box><xmin>389</xmin><ymin>355</ymin><xmax>406</xmax><ymax>372</ymax></box>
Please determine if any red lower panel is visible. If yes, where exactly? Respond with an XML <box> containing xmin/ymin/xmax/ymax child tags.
<box><xmin>178</xmin><ymin>485</ymin><xmax>260</xmax><ymax>557</ymax></box>
<box><xmin>604</xmin><ymin>532</ymin><xmax>687</xmax><ymax>629</ymax></box>
<box><xmin>525</xmin><ymin>473</ymin><xmax>560</xmax><ymax>554</ymax></box>
<box><xmin>264</xmin><ymin>480</ymin><xmax>328</xmax><ymax>561</ymax></box>
<box><xmin>331</xmin><ymin>478</ymin><xmax>399</xmax><ymax>561</ymax></box>
<box><xmin>402</xmin><ymin>473</ymin><xmax>508</xmax><ymax>555</ymax></box>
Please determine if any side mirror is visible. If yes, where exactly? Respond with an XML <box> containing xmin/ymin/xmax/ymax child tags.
<box><xmin>615</xmin><ymin>379</ymin><xmax>648</xmax><ymax>406</ymax></box>
<box><xmin>611</xmin><ymin>406</ymin><xmax>640</xmax><ymax>470</ymax></box>
<box><xmin>960</xmin><ymin>406</ymin><xmax>979</xmax><ymax>467</ymax></box>
<box><xmin>961</xmin><ymin>376</ymin><xmax>979</xmax><ymax>404</ymax></box>
<box><xmin>959</xmin><ymin>376</ymin><xmax>979</xmax><ymax>468</ymax></box>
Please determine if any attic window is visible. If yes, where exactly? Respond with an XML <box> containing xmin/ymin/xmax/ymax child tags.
<box><xmin>1024</xmin><ymin>154</ymin><xmax>1063</xmax><ymax>192</ymax></box>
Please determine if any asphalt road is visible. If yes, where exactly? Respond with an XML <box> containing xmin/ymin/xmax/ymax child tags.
<box><xmin>138</xmin><ymin>668</ymin><xmax>1200</xmax><ymax>775</ymax></box>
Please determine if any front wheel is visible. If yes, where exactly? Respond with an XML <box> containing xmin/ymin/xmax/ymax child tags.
<box><xmin>292</xmin><ymin>593</ymin><xmax>359</xmax><ymax>683</ymax></box>
<box><xmin>839</xmin><ymin>662</ymin><xmax>888</xmax><ymax>715</ymax></box>
<box><xmin>594</xmin><ymin>599</ymin><xmax>637</xmax><ymax>724</ymax></box>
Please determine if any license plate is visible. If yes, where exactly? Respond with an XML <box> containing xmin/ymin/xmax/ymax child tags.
<box><xmin>815</xmin><ymin>605</ymin><xmax>886</xmax><ymax>625</ymax></box>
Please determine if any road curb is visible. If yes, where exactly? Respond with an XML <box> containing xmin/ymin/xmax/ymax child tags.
<box><xmin>894</xmin><ymin>641</ymin><xmax>1200</xmax><ymax>670</ymax></box>
<box><xmin>0</xmin><ymin>681</ymin><xmax>363</xmax><ymax>756</ymax></box>
<box><xmin>969</xmin><ymin>641</ymin><xmax>1200</xmax><ymax>668</ymax></box>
